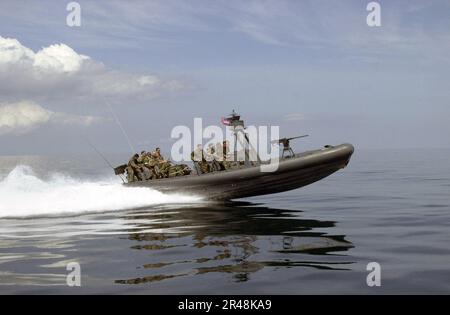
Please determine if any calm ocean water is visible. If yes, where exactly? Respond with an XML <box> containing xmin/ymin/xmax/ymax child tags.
<box><xmin>0</xmin><ymin>149</ymin><xmax>449</xmax><ymax>294</ymax></box>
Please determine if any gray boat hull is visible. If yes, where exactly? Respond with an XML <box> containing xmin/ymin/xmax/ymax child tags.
<box><xmin>126</xmin><ymin>143</ymin><xmax>354</xmax><ymax>200</ymax></box>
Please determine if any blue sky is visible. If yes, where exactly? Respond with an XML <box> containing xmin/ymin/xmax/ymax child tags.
<box><xmin>0</xmin><ymin>0</ymin><xmax>449</xmax><ymax>154</ymax></box>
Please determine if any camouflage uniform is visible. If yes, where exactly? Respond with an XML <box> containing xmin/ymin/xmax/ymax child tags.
<box><xmin>191</xmin><ymin>145</ymin><xmax>209</xmax><ymax>174</ymax></box>
<box><xmin>213</xmin><ymin>142</ymin><xmax>231</xmax><ymax>171</ymax></box>
<box><xmin>126</xmin><ymin>167</ymin><xmax>136</xmax><ymax>183</ymax></box>
<box><xmin>127</xmin><ymin>154</ymin><xmax>143</xmax><ymax>182</ymax></box>
<box><xmin>168</xmin><ymin>164</ymin><xmax>191</xmax><ymax>177</ymax></box>
<box><xmin>137</xmin><ymin>151</ymin><xmax>152</xmax><ymax>180</ymax></box>
<box><xmin>141</xmin><ymin>165</ymin><xmax>152</xmax><ymax>180</ymax></box>
<box><xmin>143</xmin><ymin>154</ymin><xmax>158</xmax><ymax>179</ymax></box>
<box><xmin>206</xmin><ymin>144</ymin><xmax>221</xmax><ymax>172</ymax></box>
<box><xmin>157</xmin><ymin>160</ymin><xmax>171</xmax><ymax>178</ymax></box>
<box><xmin>221</xmin><ymin>141</ymin><xmax>232</xmax><ymax>170</ymax></box>
<box><xmin>151</xmin><ymin>148</ymin><xmax>171</xmax><ymax>178</ymax></box>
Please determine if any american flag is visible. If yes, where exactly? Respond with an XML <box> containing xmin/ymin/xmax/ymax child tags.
<box><xmin>221</xmin><ymin>117</ymin><xmax>232</xmax><ymax>126</ymax></box>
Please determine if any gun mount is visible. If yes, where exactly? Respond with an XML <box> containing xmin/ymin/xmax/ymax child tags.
<box><xmin>272</xmin><ymin>135</ymin><xmax>309</xmax><ymax>158</ymax></box>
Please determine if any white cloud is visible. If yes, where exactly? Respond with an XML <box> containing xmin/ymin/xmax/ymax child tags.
<box><xmin>51</xmin><ymin>111</ymin><xmax>103</xmax><ymax>126</ymax></box>
<box><xmin>0</xmin><ymin>36</ymin><xmax>184</xmax><ymax>101</ymax></box>
<box><xmin>0</xmin><ymin>37</ymin><xmax>88</xmax><ymax>73</ymax></box>
<box><xmin>33</xmin><ymin>44</ymin><xmax>89</xmax><ymax>73</ymax></box>
<box><xmin>0</xmin><ymin>101</ymin><xmax>103</xmax><ymax>135</ymax></box>
<box><xmin>0</xmin><ymin>36</ymin><xmax>34</xmax><ymax>65</ymax></box>
<box><xmin>0</xmin><ymin>101</ymin><xmax>50</xmax><ymax>135</ymax></box>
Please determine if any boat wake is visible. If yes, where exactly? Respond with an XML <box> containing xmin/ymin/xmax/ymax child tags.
<box><xmin>0</xmin><ymin>165</ymin><xmax>202</xmax><ymax>219</ymax></box>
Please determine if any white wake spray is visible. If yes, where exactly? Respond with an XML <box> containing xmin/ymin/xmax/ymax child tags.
<box><xmin>0</xmin><ymin>165</ymin><xmax>201</xmax><ymax>218</ymax></box>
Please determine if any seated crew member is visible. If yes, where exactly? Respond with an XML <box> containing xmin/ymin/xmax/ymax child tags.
<box><xmin>205</xmin><ymin>143</ymin><xmax>221</xmax><ymax>172</ymax></box>
<box><xmin>191</xmin><ymin>144</ymin><xmax>209</xmax><ymax>174</ymax></box>
<box><xmin>151</xmin><ymin>147</ymin><xmax>171</xmax><ymax>178</ymax></box>
<box><xmin>126</xmin><ymin>153</ymin><xmax>143</xmax><ymax>182</ymax></box>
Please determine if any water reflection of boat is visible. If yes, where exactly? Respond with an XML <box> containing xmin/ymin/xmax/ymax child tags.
<box><xmin>115</xmin><ymin>202</ymin><xmax>354</xmax><ymax>285</ymax></box>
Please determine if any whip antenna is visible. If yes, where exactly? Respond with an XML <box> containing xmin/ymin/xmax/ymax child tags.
<box><xmin>85</xmin><ymin>137</ymin><xmax>125</xmax><ymax>183</ymax></box>
<box><xmin>102</xmin><ymin>96</ymin><xmax>135</xmax><ymax>154</ymax></box>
